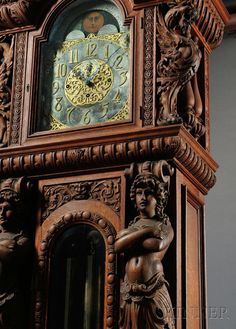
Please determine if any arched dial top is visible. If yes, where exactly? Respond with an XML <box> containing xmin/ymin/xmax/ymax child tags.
<box><xmin>37</xmin><ymin>2</ymin><xmax>130</xmax><ymax>132</ymax></box>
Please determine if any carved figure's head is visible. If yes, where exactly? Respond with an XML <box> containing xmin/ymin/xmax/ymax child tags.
<box><xmin>0</xmin><ymin>179</ymin><xmax>22</xmax><ymax>230</ymax></box>
<box><xmin>130</xmin><ymin>174</ymin><xmax>169</xmax><ymax>219</ymax></box>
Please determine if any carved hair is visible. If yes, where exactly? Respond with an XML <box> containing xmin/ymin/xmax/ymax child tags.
<box><xmin>130</xmin><ymin>173</ymin><xmax>169</xmax><ymax>220</ymax></box>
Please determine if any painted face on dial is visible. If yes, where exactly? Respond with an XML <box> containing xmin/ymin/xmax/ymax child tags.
<box><xmin>83</xmin><ymin>12</ymin><xmax>105</xmax><ymax>34</ymax></box>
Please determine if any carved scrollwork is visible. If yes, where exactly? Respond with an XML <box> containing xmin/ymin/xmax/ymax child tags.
<box><xmin>0</xmin><ymin>177</ymin><xmax>33</xmax><ymax>329</ymax></box>
<box><xmin>42</xmin><ymin>178</ymin><xmax>121</xmax><ymax>221</ymax></box>
<box><xmin>115</xmin><ymin>161</ymin><xmax>175</xmax><ymax>329</ymax></box>
<box><xmin>156</xmin><ymin>1</ymin><xmax>205</xmax><ymax>139</ymax></box>
<box><xmin>0</xmin><ymin>34</ymin><xmax>14</xmax><ymax>147</ymax></box>
<box><xmin>36</xmin><ymin>211</ymin><xmax>117</xmax><ymax>329</ymax></box>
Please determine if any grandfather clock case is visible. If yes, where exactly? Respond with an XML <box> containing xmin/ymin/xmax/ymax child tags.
<box><xmin>0</xmin><ymin>1</ymin><xmax>228</xmax><ymax>329</ymax></box>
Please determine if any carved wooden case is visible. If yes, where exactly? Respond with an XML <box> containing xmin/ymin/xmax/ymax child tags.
<box><xmin>0</xmin><ymin>1</ymin><xmax>229</xmax><ymax>329</ymax></box>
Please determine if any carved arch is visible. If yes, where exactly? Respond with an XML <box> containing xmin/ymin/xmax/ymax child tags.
<box><xmin>35</xmin><ymin>200</ymin><xmax>118</xmax><ymax>329</ymax></box>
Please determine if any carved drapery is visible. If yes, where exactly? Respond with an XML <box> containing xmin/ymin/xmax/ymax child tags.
<box><xmin>115</xmin><ymin>161</ymin><xmax>175</xmax><ymax>329</ymax></box>
<box><xmin>0</xmin><ymin>177</ymin><xmax>32</xmax><ymax>329</ymax></box>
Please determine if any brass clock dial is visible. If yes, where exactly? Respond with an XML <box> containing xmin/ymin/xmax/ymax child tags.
<box><xmin>37</xmin><ymin>9</ymin><xmax>130</xmax><ymax>131</ymax></box>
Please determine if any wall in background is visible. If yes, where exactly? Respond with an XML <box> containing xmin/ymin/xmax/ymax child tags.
<box><xmin>207</xmin><ymin>33</ymin><xmax>236</xmax><ymax>328</ymax></box>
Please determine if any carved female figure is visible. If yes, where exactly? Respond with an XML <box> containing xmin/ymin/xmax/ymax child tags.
<box><xmin>0</xmin><ymin>179</ymin><xmax>30</xmax><ymax>329</ymax></box>
<box><xmin>115</xmin><ymin>173</ymin><xmax>175</xmax><ymax>329</ymax></box>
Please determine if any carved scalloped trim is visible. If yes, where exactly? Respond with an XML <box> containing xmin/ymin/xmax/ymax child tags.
<box><xmin>36</xmin><ymin>210</ymin><xmax>117</xmax><ymax>329</ymax></box>
<box><xmin>0</xmin><ymin>134</ymin><xmax>216</xmax><ymax>192</ymax></box>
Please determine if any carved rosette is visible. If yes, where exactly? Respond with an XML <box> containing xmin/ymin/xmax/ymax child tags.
<box><xmin>156</xmin><ymin>1</ymin><xmax>205</xmax><ymax>140</ymax></box>
<box><xmin>36</xmin><ymin>211</ymin><xmax>117</xmax><ymax>329</ymax></box>
<box><xmin>42</xmin><ymin>178</ymin><xmax>121</xmax><ymax>221</ymax></box>
<box><xmin>0</xmin><ymin>34</ymin><xmax>14</xmax><ymax>147</ymax></box>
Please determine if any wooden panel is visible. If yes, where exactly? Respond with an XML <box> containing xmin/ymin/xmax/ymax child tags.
<box><xmin>186</xmin><ymin>200</ymin><xmax>201</xmax><ymax>329</ymax></box>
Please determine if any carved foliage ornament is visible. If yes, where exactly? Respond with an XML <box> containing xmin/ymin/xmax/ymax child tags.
<box><xmin>115</xmin><ymin>161</ymin><xmax>175</xmax><ymax>329</ymax></box>
<box><xmin>42</xmin><ymin>178</ymin><xmax>121</xmax><ymax>221</ymax></box>
<box><xmin>0</xmin><ymin>34</ymin><xmax>14</xmax><ymax>147</ymax></box>
<box><xmin>156</xmin><ymin>1</ymin><xmax>205</xmax><ymax>139</ymax></box>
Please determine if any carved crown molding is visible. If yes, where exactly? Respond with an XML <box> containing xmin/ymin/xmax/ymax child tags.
<box><xmin>0</xmin><ymin>0</ymin><xmax>56</xmax><ymax>31</ymax></box>
<box><xmin>0</xmin><ymin>127</ymin><xmax>217</xmax><ymax>193</ymax></box>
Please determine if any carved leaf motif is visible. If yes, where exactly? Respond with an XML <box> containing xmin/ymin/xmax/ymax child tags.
<box><xmin>43</xmin><ymin>182</ymin><xmax>92</xmax><ymax>219</ymax></box>
<box><xmin>42</xmin><ymin>178</ymin><xmax>121</xmax><ymax>221</ymax></box>
<box><xmin>90</xmin><ymin>179</ymin><xmax>120</xmax><ymax>213</ymax></box>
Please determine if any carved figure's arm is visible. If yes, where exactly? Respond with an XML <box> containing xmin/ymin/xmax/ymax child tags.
<box><xmin>114</xmin><ymin>226</ymin><xmax>154</xmax><ymax>253</ymax></box>
<box><xmin>142</xmin><ymin>223</ymin><xmax>174</xmax><ymax>252</ymax></box>
<box><xmin>0</xmin><ymin>239</ymin><xmax>16</xmax><ymax>261</ymax></box>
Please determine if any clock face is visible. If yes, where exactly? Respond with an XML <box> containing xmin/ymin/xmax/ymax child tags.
<box><xmin>37</xmin><ymin>9</ymin><xmax>130</xmax><ymax>131</ymax></box>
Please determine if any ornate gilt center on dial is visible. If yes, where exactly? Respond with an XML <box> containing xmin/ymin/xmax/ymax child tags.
<box><xmin>65</xmin><ymin>59</ymin><xmax>113</xmax><ymax>106</ymax></box>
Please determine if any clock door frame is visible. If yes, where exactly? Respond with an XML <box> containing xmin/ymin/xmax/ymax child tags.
<box><xmin>21</xmin><ymin>0</ymin><xmax>143</xmax><ymax>147</ymax></box>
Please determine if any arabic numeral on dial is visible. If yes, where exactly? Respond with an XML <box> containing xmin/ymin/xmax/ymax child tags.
<box><xmin>55</xmin><ymin>97</ymin><xmax>63</xmax><ymax>112</ymax></box>
<box><xmin>113</xmin><ymin>55</ymin><xmax>123</xmax><ymax>70</ymax></box>
<box><xmin>55</xmin><ymin>63</ymin><xmax>67</xmax><ymax>78</ymax></box>
<box><xmin>119</xmin><ymin>71</ymin><xmax>128</xmax><ymax>86</ymax></box>
<box><xmin>83</xmin><ymin>110</ymin><xmax>91</xmax><ymax>125</ymax></box>
<box><xmin>100</xmin><ymin>103</ymin><xmax>109</xmax><ymax>119</ymax></box>
<box><xmin>52</xmin><ymin>81</ymin><xmax>60</xmax><ymax>95</ymax></box>
<box><xmin>87</xmin><ymin>43</ymin><xmax>97</xmax><ymax>57</ymax></box>
<box><xmin>67</xmin><ymin>106</ymin><xmax>76</xmax><ymax>123</ymax></box>
<box><xmin>104</xmin><ymin>45</ymin><xmax>110</xmax><ymax>59</ymax></box>
<box><xmin>69</xmin><ymin>49</ymin><xmax>79</xmax><ymax>64</ymax></box>
<box><xmin>113</xmin><ymin>89</ymin><xmax>121</xmax><ymax>103</ymax></box>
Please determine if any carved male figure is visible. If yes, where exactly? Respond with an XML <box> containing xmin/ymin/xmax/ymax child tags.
<box><xmin>115</xmin><ymin>173</ymin><xmax>175</xmax><ymax>329</ymax></box>
<box><xmin>0</xmin><ymin>179</ymin><xmax>30</xmax><ymax>329</ymax></box>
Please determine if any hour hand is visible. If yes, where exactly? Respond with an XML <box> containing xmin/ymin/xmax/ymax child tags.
<box><xmin>75</xmin><ymin>62</ymin><xmax>100</xmax><ymax>86</ymax></box>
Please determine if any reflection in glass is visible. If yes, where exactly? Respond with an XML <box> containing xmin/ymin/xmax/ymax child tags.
<box><xmin>48</xmin><ymin>224</ymin><xmax>105</xmax><ymax>329</ymax></box>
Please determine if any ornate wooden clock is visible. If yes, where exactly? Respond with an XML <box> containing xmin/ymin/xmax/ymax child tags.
<box><xmin>0</xmin><ymin>1</ymin><xmax>229</xmax><ymax>329</ymax></box>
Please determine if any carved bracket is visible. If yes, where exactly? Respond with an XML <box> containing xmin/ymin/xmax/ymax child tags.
<box><xmin>0</xmin><ymin>0</ymin><xmax>56</xmax><ymax>30</ymax></box>
<box><xmin>156</xmin><ymin>1</ymin><xmax>205</xmax><ymax>140</ymax></box>
<box><xmin>115</xmin><ymin>160</ymin><xmax>175</xmax><ymax>328</ymax></box>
